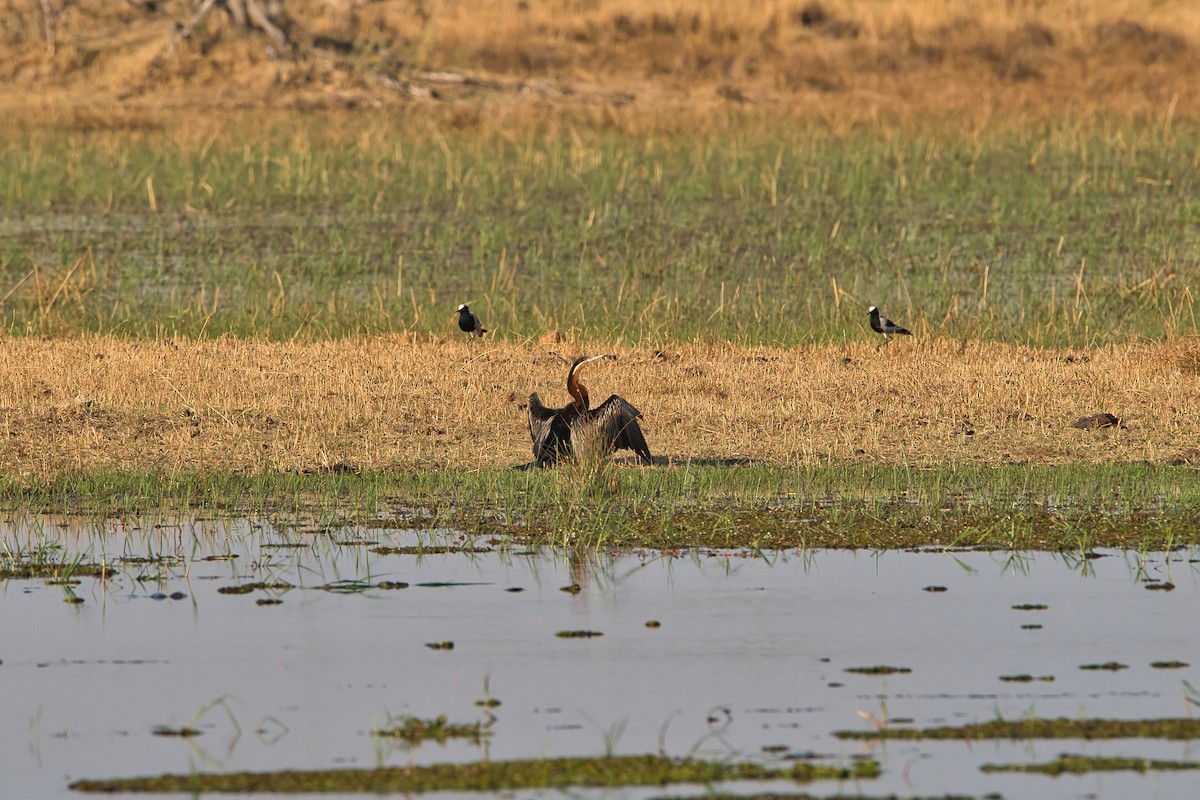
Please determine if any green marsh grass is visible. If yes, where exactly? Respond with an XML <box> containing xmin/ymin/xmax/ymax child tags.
<box><xmin>5</xmin><ymin>463</ymin><xmax>1200</xmax><ymax>550</ymax></box>
<box><xmin>68</xmin><ymin>753</ymin><xmax>880</xmax><ymax>794</ymax></box>
<box><xmin>3</xmin><ymin>116</ymin><xmax>1198</xmax><ymax>345</ymax></box>
<box><xmin>835</xmin><ymin>717</ymin><xmax>1200</xmax><ymax>741</ymax></box>
<box><xmin>982</xmin><ymin>755</ymin><xmax>1200</xmax><ymax>775</ymax></box>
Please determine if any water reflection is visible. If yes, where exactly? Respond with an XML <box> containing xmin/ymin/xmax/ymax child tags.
<box><xmin>1</xmin><ymin>517</ymin><xmax>1198</xmax><ymax>799</ymax></box>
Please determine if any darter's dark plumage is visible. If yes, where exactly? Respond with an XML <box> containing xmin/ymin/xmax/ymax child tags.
<box><xmin>528</xmin><ymin>355</ymin><xmax>652</xmax><ymax>468</ymax></box>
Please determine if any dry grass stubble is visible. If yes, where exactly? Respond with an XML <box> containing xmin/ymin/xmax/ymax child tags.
<box><xmin>5</xmin><ymin>1</ymin><xmax>1199</xmax><ymax>129</ymax></box>
<box><xmin>1</xmin><ymin>336</ymin><xmax>1198</xmax><ymax>479</ymax></box>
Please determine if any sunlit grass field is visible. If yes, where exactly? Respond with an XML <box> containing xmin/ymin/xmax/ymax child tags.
<box><xmin>2</xmin><ymin>114</ymin><xmax>1197</xmax><ymax>345</ymax></box>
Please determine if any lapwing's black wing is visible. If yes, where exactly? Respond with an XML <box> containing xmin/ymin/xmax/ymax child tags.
<box><xmin>528</xmin><ymin>393</ymin><xmax>573</xmax><ymax>467</ymax></box>
<box><xmin>869</xmin><ymin>307</ymin><xmax>911</xmax><ymax>336</ymax></box>
<box><xmin>469</xmin><ymin>310</ymin><xmax>487</xmax><ymax>336</ymax></box>
<box><xmin>592</xmin><ymin>394</ymin><xmax>652</xmax><ymax>464</ymax></box>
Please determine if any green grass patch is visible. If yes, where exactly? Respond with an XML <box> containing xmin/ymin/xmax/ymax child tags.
<box><xmin>981</xmin><ymin>754</ymin><xmax>1200</xmax><ymax>775</ymax></box>
<box><xmin>2</xmin><ymin>117</ymin><xmax>1198</xmax><ymax>345</ymax></box>
<box><xmin>68</xmin><ymin>754</ymin><xmax>879</xmax><ymax>793</ymax></box>
<box><xmin>834</xmin><ymin>717</ymin><xmax>1200</xmax><ymax>741</ymax></box>
<box><xmin>3</xmin><ymin>462</ymin><xmax>1200</xmax><ymax>549</ymax></box>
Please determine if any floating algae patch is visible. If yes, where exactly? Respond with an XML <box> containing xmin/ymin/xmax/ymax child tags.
<box><xmin>313</xmin><ymin>579</ymin><xmax>409</xmax><ymax>593</ymax></box>
<box><xmin>371</xmin><ymin>546</ymin><xmax>493</xmax><ymax>555</ymax></box>
<box><xmin>834</xmin><ymin>718</ymin><xmax>1200</xmax><ymax>741</ymax></box>
<box><xmin>371</xmin><ymin>714</ymin><xmax>491</xmax><ymax>745</ymax></box>
<box><xmin>0</xmin><ymin>561</ymin><xmax>113</xmax><ymax>579</ymax></box>
<box><xmin>981</xmin><ymin>754</ymin><xmax>1200</xmax><ymax>775</ymax></box>
<box><xmin>151</xmin><ymin>724</ymin><xmax>202</xmax><ymax>738</ymax></box>
<box><xmin>216</xmin><ymin>581</ymin><xmax>294</xmax><ymax>595</ymax></box>
<box><xmin>652</xmin><ymin>796</ymin><xmax>969</xmax><ymax>800</ymax></box>
<box><xmin>844</xmin><ymin>665</ymin><xmax>912</xmax><ymax>675</ymax></box>
<box><xmin>69</xmin><ymin>754</ymin><xmax>879</xmax><ymax>793</ymax></box>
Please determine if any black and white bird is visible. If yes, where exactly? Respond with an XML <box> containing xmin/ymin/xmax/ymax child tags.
<box><xmin>527</xmin><ymin>355</ymin><xmax>652</xmax><ymax>468</ymax></box>
<box><xmin>456</xmin><ymin>304</ymin><xmax>487</xmax><ymax>338</ymax></box>
<box><xmin>868</xmin><ymin>306</ymin><xmax>911</xmax><ymax>343</ymax></box>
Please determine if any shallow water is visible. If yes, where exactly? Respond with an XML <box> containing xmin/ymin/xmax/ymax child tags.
<box><xmin>2</xmin><ymin>517</ymin><xmax>1199</xmax><ymax>799</ymax></box>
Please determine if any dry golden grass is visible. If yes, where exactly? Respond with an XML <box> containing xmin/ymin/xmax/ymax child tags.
<box><xmin>5</xmin><ymin>0</ymin><xmax>1199</xmax><ymax>129</ymax></box>
<box><xmin>2</xmin><ymin>335</ymin><xmax>1198</xmax><ymax>479</ymax></box>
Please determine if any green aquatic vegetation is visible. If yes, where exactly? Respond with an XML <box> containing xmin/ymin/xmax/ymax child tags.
<box><xmin>652</xmin><ymin>793</ymin><xmax>969</xmax><ymax>800</ymax></box>
<box><xmin>68</xmin><ymin>754</ymin><xmax>880</xmax><ymax>793</ymax></box>
<box><xmin>0</xmin><ymin>537</ymin><xmax>114</xmax><ymax>580</ymax></box>
<box><xmin>372</xmin><ymin>714</ymin><xmax>491</xmax><ymax>745</ymax></box>
<box><xmin>313</xmin><ymin>579</ymin><xmax>410</xmax><ymax>593</ymax></box>
<box><xmin>981</xmin><ymin>754</ymin><xmax>1200</xmax><ymax>775</ymax></box>
<box><xmin>151</xmin><ymin>695</ymin><xmax>235</xmax><ymax>740</ymax></box>
<box><xmin>0</xmin><ymin>561</ymin><xmax>112</xmax><ymax>579</ymax></box>
<box><xmin>371</xmin><ymin>546</ymin><xmax>493</xmax><ymax>555</ymax></box>
<box><xmin>835</xmin><ymin>717</ymin><xmax>1200</xmax><ymax>741</ymax></box>
<box><xmin>151</xmin><ymin>725</ymin><xmax>202</xmax><ymax>738</ymax></box>
<box><xmin>216</xmin><ymin>581</ymin><xmax>294</xmax><ymax>595</ymax></box>
<box><xmin>5</xmin><ymin>463</ymin><xmax>1200</xmax><ymax>550</ymax></box>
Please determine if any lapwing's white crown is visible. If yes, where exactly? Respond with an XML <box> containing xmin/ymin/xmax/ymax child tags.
<box><xmin>868</xmin><ymin>305</ymin><xmax>877</xmax><ymax>312</ymax></box>
<box><xmin>457</xmin><ymin>304</ymin><xmax>468</xmax><ymax>312</ymax></box>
